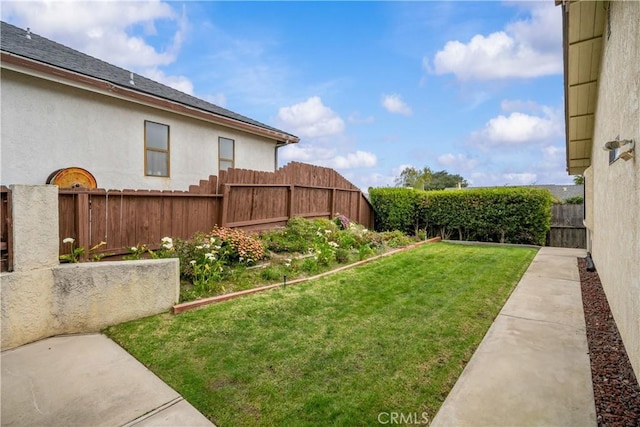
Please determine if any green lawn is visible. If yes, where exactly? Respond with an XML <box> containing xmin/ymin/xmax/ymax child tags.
<box><xmin>105</xmin><ymin>242</ymin><xmax>537</xmax><ymax>426</ymax></box>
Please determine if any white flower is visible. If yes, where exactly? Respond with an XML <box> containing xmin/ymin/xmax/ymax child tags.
<box><xmin>205</xmin><ymin>253</ymin><xmax>216</xmax><ymax>261</ymax></box>
<box><xmin>203</xmin><ymin>244</ymin><xmax>210</xmax><ymax>249</ymax></box>
<box><xmin>196</xmin><ymin>245</ymin><xmax>203</xmax><ymax>250</ymax></box>
<box><xmin>324</xmin><ymin>229</ymin><xmax>332</xmax><ymax>234</ymax></box>
<box><xmin>190</xmin><ymin>260</ymin><xmax>196</xmax><ymax>265</ymax></box>
<box><xmin>63</xmin><ymin>237</ymin><xmax>75</xmax><ymax>244</ymax></box>
<box><xmin>329</xmin><ymin>242</ymin><xmax>339</xmax><ymax>248</ymax></box>
<box><xmin>161</xmin><ymin>237</ymin><xmax>173</xmax><ymax>249</ymax></box>
<box><xmin>130</xmin><ymin>246</ymin><xmax>138</xmax><ymax>252</ymax></box>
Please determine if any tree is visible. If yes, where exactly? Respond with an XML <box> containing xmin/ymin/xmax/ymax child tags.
<box><xmin>395</xmin><ymin>166</ymin><xmax>467</xmax><ymax>190</ymax></box>
<box><xmin>573</xmin><ymin>175</ymin><xmax>584</xmax><ymax>185</ymax></box>
<box><xmin>394</xmin><ymin>166</ymin><xmax>432</xmax><ymax>190</ymax></box>
<box><xmin>425</xmin><ymin>170</ymin><xmax>469</xmax><ymax>190</ymax></box>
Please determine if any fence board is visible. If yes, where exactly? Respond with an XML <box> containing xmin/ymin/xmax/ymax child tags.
<box><xmin>547</xmin><ymin>203</ymin><xmax>586</xmax><ymax>249</ymax></box>
<box><xmin>58</xmin><ymin>162</ymin><xmax>373</xmax><ymax>257</ymax></box>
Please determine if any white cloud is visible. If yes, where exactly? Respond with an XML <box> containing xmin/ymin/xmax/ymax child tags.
<box><xmin>428</xmin><ymin>2</ymin><xmax>561</xmax><ymax>80</ymax></box>
<box><xmin>143</xmin><ymin>69</ymin><xmax>194</xmax><ymax>95</ymax></box>
<box><xmin>437</xmin><ymin>153</ymin><xmax>478</xmax><ymax>171</ymax></box>
<box><xmin>382</xmin><ymin>94</ymin><xmax>413</xmax><ymax>116</ymax></box>
<box><xmin>1</xmin><ymin>1</ymin><xmax>193</xmax><ymax>91</ymax></box>
<box><xmin>542</xmin><ymin>145</ymin><xmax>563</xmax><ymax>161</ymax></box>
<box><xmin>343</xmin><ymin>171</ymin><xmax>396</xmax><ymax>192</ymax></box>
<box><xmin>201</xmin><ymin>93</ymin><xmax>228</xmax><ymax>108</ymax></box>
<box><xmin>332</xmin><ymin>151</ymin><xmax>377</xmax><ymax>169</ymax></box>
<box><xmin>279</xmin><ymin>144</ymin><xmax>376</xmax><ymax>170</ymax></box>
<box><xmin>472</xmin><ymin>110</ymin><xmax>562</xmax><ymax>147</ymax></box>
<box><xmin>277</xmin><ymin>97</ymin><xmax>345</xmax><ymax>138</ymax></box>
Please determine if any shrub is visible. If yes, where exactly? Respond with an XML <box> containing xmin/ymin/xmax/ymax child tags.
<box><xmin>564</xmin><ymin>196</ymin><xmax>584</xmax><ymax>204</ymax></box>
<box><xmin>300</xmin><ymin>257</ymin><xmax>319</xmax><ymax>275</ymax></box>
<box><xmin>209</xmin><ymin>226</ymin><xmax>266</xmax><ymax>265</ymax></box>
<box><xmin>370</xmin><ymin>187</ymin><xmax>553</xmax><ymax>245</ymax></box>
<box><xmin>358</xmin><ymin>244</ymin><xmax>375</xmax><ymax>260</ymax></box>
<box><xmin>369</xmin><ymin>187</ymin><xmax>422</xmax><ymax>235</ymax></box>
<box><xmin>335</xmin><ymin>248</ymin><xmax>350</xmax><ymax>264</ymax></box>
<box><xmin>334</xmin><ymin>213</ymin><xmax>351</xmax><ymax>230</ymax></box>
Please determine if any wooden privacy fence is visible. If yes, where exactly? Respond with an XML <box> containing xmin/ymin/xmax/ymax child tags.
<box><xmin>58</xmin><ymin>162</ymin><xmax>373</xmax><ymax>258</ymax></box>
<box><xmin>547</xmin><ymin>203</ymin><xmax>586</xmax><ymax>249</ymax></box>
<box><xmin>1</xmin><ymin>186</ymin><xmax>13</xmax><ymax>272</ymax></box>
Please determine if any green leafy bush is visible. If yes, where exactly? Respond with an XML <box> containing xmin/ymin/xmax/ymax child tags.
<box><xmin>369</xmin><ymin>187</ymin><xmax>553</xmax><ymax>245</ymax></box>
<box><xmin>335</xmin><ymin>248</ymin><xmax>350</xmax><ymax>263</ymax></box>
<box><xmin>369</xmin><ymin>187</ymin><xmax>422</xmax><ymax>235</ymax></box>
<box><xmin>564</xmin><ymin>196</ymin><xmax>584</xmax><ymax>204</ymax></box>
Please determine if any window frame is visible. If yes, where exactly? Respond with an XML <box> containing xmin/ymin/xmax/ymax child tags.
<box><xmin>144</xmin><ymin>120</ymin><xmax>170</xmax><ymax>177</ymax></box>
<box><xmin>218</xmin><ymin>136</ymin><xmax>235</xmax><ymax>171</ymax></box>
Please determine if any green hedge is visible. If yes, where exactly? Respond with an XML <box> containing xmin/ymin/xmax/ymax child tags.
<box><xmin>369</xmin><ymin>187</ymin><xmax>553</xmax><ymax>245</ymax></box>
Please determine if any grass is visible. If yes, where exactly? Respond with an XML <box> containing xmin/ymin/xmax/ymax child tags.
<box><xmin>105</xmin><ymin>242</ymin><xmax>537</xmax><ymax>426</ymax></box>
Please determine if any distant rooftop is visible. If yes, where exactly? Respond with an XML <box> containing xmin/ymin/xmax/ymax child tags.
<box><xmin>465</xmin><ymin>184</ymin><xmax>584</xmax><ymax>201</ymax></box>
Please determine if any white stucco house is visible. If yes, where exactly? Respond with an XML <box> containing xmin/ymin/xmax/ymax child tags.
<box><xmin>0</xmin><ymin>21</ymin><xmax>299</xmax><ymax>191</ymax></box>
<box><xmin>559</xmin><ymin>0</ymin><xmax>639</xmax><ymax>378</ymax></box>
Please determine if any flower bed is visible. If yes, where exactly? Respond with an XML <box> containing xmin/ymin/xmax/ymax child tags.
<box><xmin>59</xmin><ymin>216</ymin><xmax>423</xmax><ymax>303</ymax></box>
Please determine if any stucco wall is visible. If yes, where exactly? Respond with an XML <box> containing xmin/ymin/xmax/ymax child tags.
<box><xmin>0</xmin><ymin>70</ymin><xmax>277</xmax><ymax>190</ymax></box>
<box><xmin>0</xmin><ymin>185</ymin><xmax>180</xmax><ymax>350</ymax></box>
<box><xmin>1</xmin><ymin>259</ymin><xmax>179</xmax><ymax>349</ymax></box>
<box><xmin>588</xmin><ymin>0</ymin><xmax>640</xmax><ymax>378</ymax></box>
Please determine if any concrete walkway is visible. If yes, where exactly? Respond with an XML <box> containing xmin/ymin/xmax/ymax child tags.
<box><xmin>1</xmin><ymin>334</ymin><xmax>214</xmax><ymax>426</ymax></box>
<box><xmin>431</xmin><ymin>246</ymin><xmax>597</xmax><ymax>426</ymax></box>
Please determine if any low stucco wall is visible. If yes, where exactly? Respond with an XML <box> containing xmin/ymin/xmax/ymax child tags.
<box><xmin>1</xmin><ymin>259</ymin><xmax>179</xmax><ymax>350</ymax></box>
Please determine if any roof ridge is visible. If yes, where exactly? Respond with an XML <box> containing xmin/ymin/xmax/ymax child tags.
<box><xmin>0</xmin><ymin>20</ymin><xmax>298</xmax><ymax>140</ymax></box>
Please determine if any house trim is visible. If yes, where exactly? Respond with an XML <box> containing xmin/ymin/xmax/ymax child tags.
<box><xmin>558</xmin><ymin>0</ymin><xmax>607</xmax><ymax>175</ymax></box>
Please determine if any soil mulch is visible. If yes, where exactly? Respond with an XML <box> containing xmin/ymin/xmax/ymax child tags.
<box><xmin>578</xmin><ymin>257</ymin><xmax>640</xmax><ymax>426</ymax></box>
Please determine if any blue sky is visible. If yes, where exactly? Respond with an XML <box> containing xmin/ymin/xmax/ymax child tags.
<box><xmin>2</xmin><ymin>1</ymin><xmax>571</xmax><ymax>190</ymax></box>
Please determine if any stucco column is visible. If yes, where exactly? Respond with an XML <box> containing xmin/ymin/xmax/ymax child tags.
<box><xmin>10</xmin><ymin>184</ymin><xmax>59</xmax><ymax>271</ymax></box>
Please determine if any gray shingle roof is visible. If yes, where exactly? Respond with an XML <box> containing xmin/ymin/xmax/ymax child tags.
<box><xmin>0</xmin><ymin>21</ymin><xmax>297</xmax><ymax>141</ymax></box>
<box><xmin>466</xmin><ymin>184</ymin><xmax>584</xmax><ymax>201</ymax></box>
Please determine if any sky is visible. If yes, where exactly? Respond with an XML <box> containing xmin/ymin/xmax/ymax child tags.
<box><xmin>1</xmin><ymin>0</ymin><xmax>572</xmax><ymax>191</ymax></box>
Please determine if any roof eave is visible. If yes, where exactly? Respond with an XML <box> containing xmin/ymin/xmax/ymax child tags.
<box><xmin>0</xmin><ymin>51</ymin><xmax>300</xmax><ymax>145</ymax></box>
<box><xmin>560</xmin><ymin>0</ymin><xmax>606</xmax><ymax>176</ymax></box>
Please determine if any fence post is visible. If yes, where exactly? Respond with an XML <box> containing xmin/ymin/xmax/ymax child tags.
<box><xmin>357</xmin><ymin>192</ymin><xmax>361</xmax><ymax>224</ymax></box>
<box><xmin>75</xmin><ymin>193</ymin><xmax>90</xmax><ymax>261</ymax></box>
<box><xmin>288</xmin><ymin>185</ymin><xmax>295</xmax><ymax>220</ymax></box>
<box><xmin>220</xmin><ymin>184</ymin><xmax>230</xmax><ymax>227</ymax></box>
<box><xmin>330</xmin><ymin>188</ymin><xmax>336</xmax><ymax>219</ymax></box>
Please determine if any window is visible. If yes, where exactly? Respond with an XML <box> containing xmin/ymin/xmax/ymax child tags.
<box><xmin>219</xmin><ymin>137</ymin><xmax>235</xmax><ymax>171</ymax></box>
<box><xmin>145</xmin><ymin>121</ymin><xmax>170</xmax><ymax>177</ymax></box>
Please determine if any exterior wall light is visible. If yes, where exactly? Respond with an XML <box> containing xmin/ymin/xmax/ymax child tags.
<box><xmin>603</xmin><ymin>139</ymin><xmax>635</xmax><ymax>161</ymax></box>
